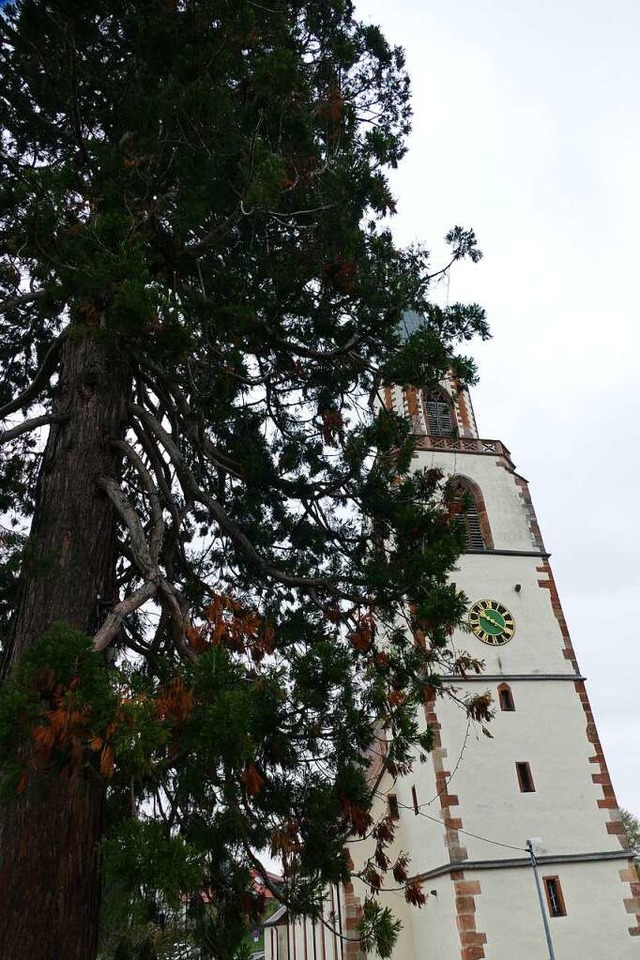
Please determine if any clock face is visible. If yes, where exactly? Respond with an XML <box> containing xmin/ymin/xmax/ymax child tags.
<box><xmin>468</xmin><ymin>599</ymin><xmax>515</xmax><ymax>646</ymax></box>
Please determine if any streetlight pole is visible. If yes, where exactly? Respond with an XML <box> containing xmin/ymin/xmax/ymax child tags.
<box><xmin>526</xmin><ymin>838</ymin><xmax>557</xmax><ymax>960</ymax></box>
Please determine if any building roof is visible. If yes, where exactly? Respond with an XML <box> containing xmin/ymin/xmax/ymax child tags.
<box><xmin>263</xmin><ymin>903</ymin><xmax>288</xmax><ymax>927</ymax></box>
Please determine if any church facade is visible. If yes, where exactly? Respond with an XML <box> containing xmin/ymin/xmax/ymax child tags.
<box><xmin>265</xmin><ymin>378</ymin><xmax>639</xmax><ymax>960</ymax></box>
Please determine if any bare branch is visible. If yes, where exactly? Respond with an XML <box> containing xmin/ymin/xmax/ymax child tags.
<box><xmin>183</xmin><ymin>205</ymin><xmax>243</xmax><ymax>254</ymax></box>
<box><xmin>92</xmin><ymin>579</ymin><xmax>159</xmax><ymax>652</ymax></box>
<box><xmin>0</xmin><ymin>326</ymin><xmax>69</xmax><ymax>419</ymax></box>
<box><xmin>111</xmin><ymin>439</ymin><xmax>165</xmax><ymax>566</ymax></box>
<box><xmin>129</xmin><ymin>403</ymin><xmax>187</xmax><ymax>474</ymax></box>
<box><xmin>159</xmin><ymin>374</ymin><xmax>245</xmax><ymax>478</ymax></box>
<box><xmin>130</xmin><ymin>417</ymin><xmax>185</xmax><ymax>580</ymax></box>
<box><xmin>425</xmin><ymin>254</ymin><xmax>458</xmax><ymax>284</ymax></box>
<box><xmin>158</xmin><ymin>578</ymin><xmax>196</xmax><ymax>662</ymax></box>
<box><xmin>0</xmin><ymin>290</ymin><xmax>46</xmax><ymax>314</ymax></box>
<box><xmin>131</xmin><ymin>417</ymin><xmax>179</xmax><ymax>517</ymax></box>
<box><xmin>0</xmin><ymin>413</ymin><xmax>66</xmax><ymax>444</ymax></box>
<box><xmin>275</xmin><ymin>332</ymin><xmax>364</xmax><ymax>361</ymax></box>
<box><xmin>98</xmin><ymin>476</ymin><xmax>154</xmax><ymax>576</ymax></box>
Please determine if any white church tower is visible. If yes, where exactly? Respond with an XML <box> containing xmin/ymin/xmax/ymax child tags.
<box><xmin>265</xmin><ymin>373</ymin><xmax>639</xmax><ymax>960</ymax></box>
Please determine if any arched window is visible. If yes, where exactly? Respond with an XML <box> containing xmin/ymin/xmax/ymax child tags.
<box><xmin>424</xmin><ymin>390</ymin><xmax>455</xmax><ymax>437</ymax></box>
<box><xmin>450</xmin><ymin>477</ymin><xmax>493</xmax><ymax>551</ymax></box>
<box><xmin>498</xmin><ymin>683</ymin><xmax>515</xmax><ymax>711</ymax></box>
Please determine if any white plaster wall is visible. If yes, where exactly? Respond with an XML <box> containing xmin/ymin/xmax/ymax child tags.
<box><xmin>351</xmin><ymin>854</ymin><xmax>638</xmax><ymax>960</ymax></box>
<box><xmin>394</xmin><ymin>774</ymin><xmax>451</xmax><ymax>869</ymax></box>
<box><xmin>450</xmin><ymin>554</ymin><xmax>574</xmax><ymax>675</ymax></box>
<box><xmin>474</xmin><ymin>859</ymin><xmax>638</xmax><ymax>960</ymax></box>
<box><xmin>429</xmin><ymin>680</ymin><xmax>621</xmax><ymax>859</ymax></box>
<box><xmin>389</xmin><ymin>384</ymin><xmax>405</xmax><ymax>419</ymax></box>
<box><xmin>347</xmin><ymin>774</ymin><xmax>435</xmax><ymax>911</ymax></box>
<box><xmin>345</xmin><ymin>780</ymin><xmax>420</xmax><ymax>938</ymax></box>
<box><xmin>412</xmin><ymin>448</ymin><xmax>538</xmax><ymax>553</ymax></box>
<box><xmin>397</xmin><ymin>873</ymin><xmax>461</xmax><ymax>960</ymax></box>
<box><xmin>350</xmin><ymin>873</ymin><xmax>419</xmax><ymax>960</ymax></box>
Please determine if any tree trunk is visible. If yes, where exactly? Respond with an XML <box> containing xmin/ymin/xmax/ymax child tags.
<box><xmin>0</xmin><ymin>332</ymin><xmax>130</xmax><ymax>960</ymax></box>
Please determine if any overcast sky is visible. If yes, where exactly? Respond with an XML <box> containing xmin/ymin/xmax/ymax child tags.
<box><xmin>355</xmin><ymin>0</ymin><xmax>640</xmax><ymax>817</ymax></box>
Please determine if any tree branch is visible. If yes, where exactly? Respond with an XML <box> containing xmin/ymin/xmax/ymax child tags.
<box><xmin>0</xmin><ymin>413</ymin><xmax>66</xmax><ymax>444</ymax></box>
<box><xmin>157</xmin><ymin>578</ymin><xmax>196</xmax><ymax>662</ymax></box>
<box><xmin>274</xmin><ymin>332</ymin><xmax>364</xmax><ymax>361</ymax></box>
<box><xmin>0</xmin><ymin>289</ymin><xmax>46</xmax><ymax>314</ymax></box>
<box><xmin>98</xmin><ymin>476</ymin><xmax>154</xmax><ymax>577</ymax></box>
<box><xmin>92</xmin><ymin>579</ymin><xmax>159</xmax><ymax>652</ymax></box>
<box><xmin>111</xmin><ymin>439</ymin><xmax>165</xmax><ymax>566</ymax></box>
<box><xmin>130</xmin><ymin>417</ymin><xmax>185</xmax><ymax>580</ymax></box>
<box><xmin>129</xmin><ymin>402</ymin><xmax>354</xmax><ymax>597</ymax></box>
<box><xmin>131</xmin><ymin>416</ymin><xmax>179</xmax><ymax>518</ymax></box>
<box><xmin>0</xmin><ymin>326</ymin><xmax>69</xmax><ymax>419</ymax></box>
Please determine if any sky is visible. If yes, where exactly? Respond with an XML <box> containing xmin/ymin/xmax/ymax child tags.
<box><xmin>355</xmin><ymin>0</ymin><xmax>640</xmax><ymax>816</ymax></box>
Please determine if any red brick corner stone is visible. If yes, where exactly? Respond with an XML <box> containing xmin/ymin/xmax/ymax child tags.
<box><xmin>537</xmin><ymin>561</ymin><xmax>640</xmax><ymax>939</ymax></box>
<box><xmin>341</xmin><ymin>874</ymin><xmax>366</xmax><ymax>960</ymax></box>
<box><xmin>426</xmin><ymin>697</ymin><xmax>488</xmax><ymax>958</ymax></box>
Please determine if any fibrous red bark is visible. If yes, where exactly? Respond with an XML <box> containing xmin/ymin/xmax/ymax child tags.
<box><xmin>0</xmin><ymin>332</ymin><xmax>129</xmax><ymax>960</ymax></box>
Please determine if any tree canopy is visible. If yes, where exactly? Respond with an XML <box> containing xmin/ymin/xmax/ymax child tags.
<box><xmin>0</xmin><ymin>2</ymin><xmax>489</xmax><ymax>957</ymax></box>
<box><xmin>622</xmin><ymin>809</ymin><xmax>640</xmax><ymax>860</ymax></box>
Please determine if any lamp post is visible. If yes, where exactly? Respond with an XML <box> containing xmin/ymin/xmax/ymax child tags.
<box><xmin>526</xmin><ymin>838</ymin><xmax>557</xmax><ymax>960</ymax></box>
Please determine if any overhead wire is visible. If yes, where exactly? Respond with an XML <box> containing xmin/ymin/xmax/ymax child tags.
<box><xmin>373</xmin><ymin>787</ymin><xmax>527</xmax><ymax>855</ymax></box>
<box><xmin>414</xmin><ymin>804</ymin><xmax>527</xmax><ymax>854</ymax></box>
<box><xmin>370</xmin><ymin>712</ymin><xmax>528</xmax><ymax>855</ymax></box>
<box><xmin>418</xmin><ymin>717</ymin><xmax>472</xmax><ymax>808</ymax></box>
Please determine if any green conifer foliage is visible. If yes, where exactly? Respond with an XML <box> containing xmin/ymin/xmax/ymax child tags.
<box><xmin>0</xmin><ymin>2</ymin><xmax>489</xmax><ymax>957</ymax></box>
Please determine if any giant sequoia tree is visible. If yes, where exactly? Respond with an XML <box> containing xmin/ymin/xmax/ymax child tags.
<box><xmin>0</xmin><ymin>2</ymin><xmax>489</xmax><ymax>958</ymax></box>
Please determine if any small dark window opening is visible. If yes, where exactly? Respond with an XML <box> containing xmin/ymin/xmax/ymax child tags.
<box><xmin>543</xmin><ymin>877</ymin><xmax>567</xmax><ymax>917</ymax></box>
<box><xmin>425</xmin><ymin>392</ymin><xmax>455</xmax><ymax>437</ymax></box>
<box><xmin>499</xmin><ymin>686</ymin><xmax>515</xmax><ymax>711</ymax></box>
<box><xmin>387</xmin><ymin>794</ymin><xmax>400</xmax><ymax>819</ymax></box>
<box><xmin>411</xmin><ymin>785</ymin><xmax>419</xmax><ymax>815</ymax></box>
<box><xmin>516</xmin><ymin>762</ymin><xmax>535</xmax><ymax>793</ymax></box>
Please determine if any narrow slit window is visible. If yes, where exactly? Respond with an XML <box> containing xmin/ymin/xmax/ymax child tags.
<box><xmin>498</xmin><ymin>685</ymin><xmax>515</xmax><ymax>711</ymax></box>
<box><xmin>387</xmin><ymin>794</ymin><xmax>400</xmax><ymax>819</ymax></box>
<box><xmin>411</xmin><ymin>785</ymin><xmax>419</xmax><ymax>815</ymax></box>
<box><xmin>543</xmin><ymin>877</ymin><xmax>567</xmax><ymax>917</ymax></box>
<box><xmin>516</xmin><ymin>762</ymin><xmax>535</xmax><ymax>793</ymax></box>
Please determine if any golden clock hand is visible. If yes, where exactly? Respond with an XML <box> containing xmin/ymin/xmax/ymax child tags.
<box><xmin>481</xmin><ymin>610</ymin><xmax>500</xmax><ymax>626</ymax></box>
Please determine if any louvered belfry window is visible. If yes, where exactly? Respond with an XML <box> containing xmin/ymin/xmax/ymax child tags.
<box><xmin>425</xmin><ymin>391</ymin><xmax>455</xmax><ymax>436</ymax></box>
<box><xmin>453</xmin><ymin>479</ymin><xmax>486</xmax><ymax>551</ymax></box>
<box><xmin>464</xmin><ymin>497</ymin><xmax>485</xmax><ymax>550</ymax></box>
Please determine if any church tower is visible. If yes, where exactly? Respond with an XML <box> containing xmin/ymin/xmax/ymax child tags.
<box><xmin>265</xmin><ymin>373</ymin><xmax>639</xmax><ymax>960</ymax></box>
<box><xmin>368</xmin><ymin>374</ymin><xmax>639</xmax><ymax>959</ymax></box>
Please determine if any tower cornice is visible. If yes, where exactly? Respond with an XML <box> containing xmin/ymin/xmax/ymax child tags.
<box><xmin>413</xmin><ymin>434</ymin><xmax>515</xmax><ymax>470</ymax></box>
